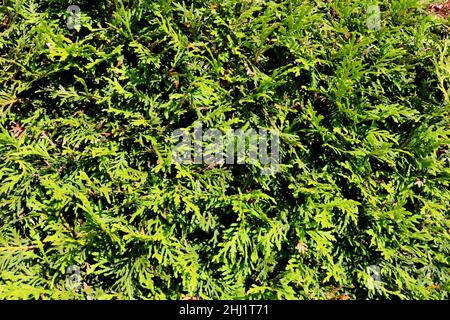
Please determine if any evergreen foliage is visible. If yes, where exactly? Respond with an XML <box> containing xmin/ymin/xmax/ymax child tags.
<box><xmin>0</xmin><ymin>0</ymin><xmax>449</xmax><ymax>299</ymax></box>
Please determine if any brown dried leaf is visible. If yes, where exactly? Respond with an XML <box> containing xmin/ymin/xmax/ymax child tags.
<box><xmin>414</xmin><ymin>179</ymin><xmax>424</xmax><ymax>187</ymax></box>
<box><xmin>43</xmin><ymin>160</ymin><xmax>51</xmax><ymax>169</ymax></box>
<box><xmin>10</xmin><ymin>122</ymin><xmax>25</xmax><ymax>138</ymax></box>
<box><xmin>295</xmin><ymin>241</ymin><xmax>308</xmax><ymax>255</ymax></box>
<box><xmin>182</xmin><ymin>295</ymin><xmax>201</xmax><ymax>300</ymax></box>
<box><xmin>428</xmin><ymin>1</ymin><xmax>450</xmax><ymax>18</ymax></box>
<box><xmin>335</xmin><ymin>293</ymin><xmax>350</xmax><ymax>300</ymax></box>
<box><xmin>0</xmin><ymin>15</ymin><xmax>9</xmax><ymax>31</ymax></box>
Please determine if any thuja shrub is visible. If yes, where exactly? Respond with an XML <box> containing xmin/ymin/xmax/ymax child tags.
<box><xmin>0</xmin><ymin>0</ymin><xmax>449</xmax><ymax>300</ymax></box>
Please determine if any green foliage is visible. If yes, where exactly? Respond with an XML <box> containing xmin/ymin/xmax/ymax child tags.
<box><xmin>0</xmin><ymin>0</ymin><xmax>449</xmax><ymax>299</ymax></box>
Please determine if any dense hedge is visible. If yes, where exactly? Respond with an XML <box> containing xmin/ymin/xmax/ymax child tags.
<box><xmin>0</xmin><ymin>0</ymin><xmax>449</xmax><ymax>299</ymax></box>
